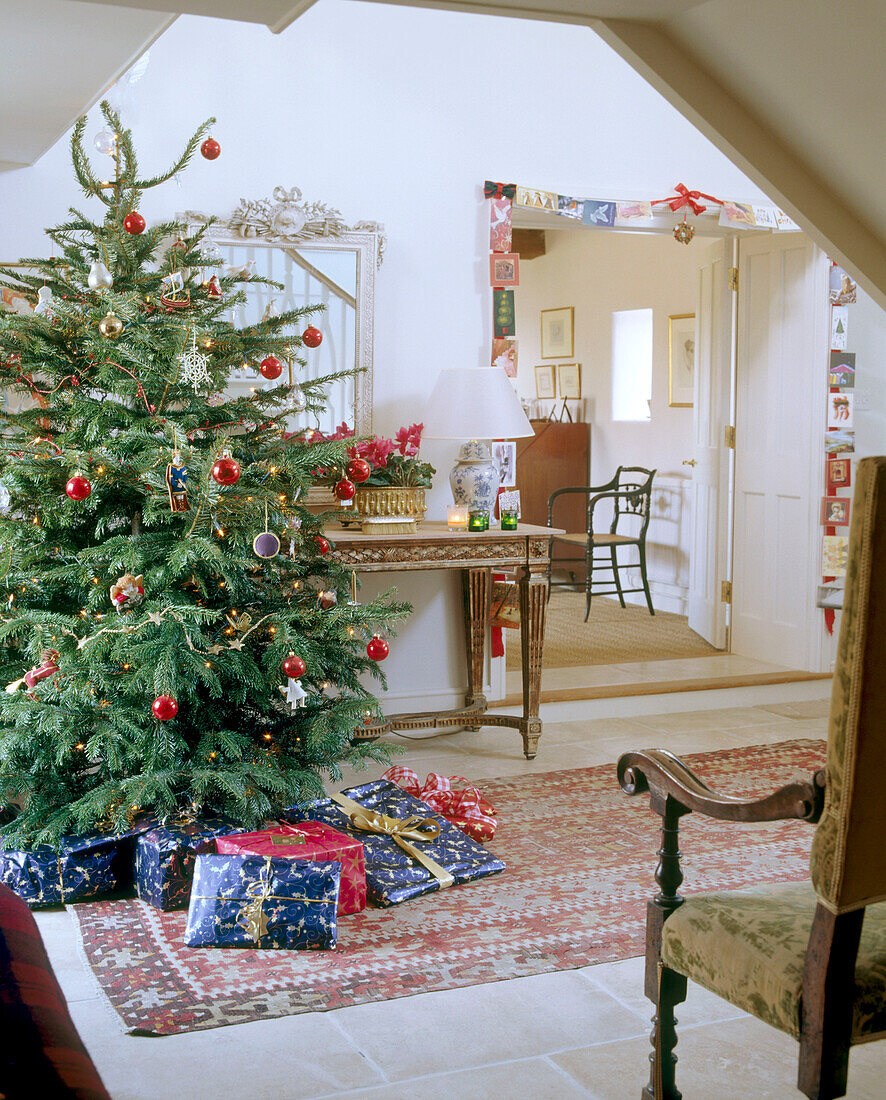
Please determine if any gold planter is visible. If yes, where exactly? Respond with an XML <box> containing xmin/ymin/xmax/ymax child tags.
<box><xmin>354</xmin><ymin>486</ymin><xmax>426</xmax><ymax>533</ymax></box>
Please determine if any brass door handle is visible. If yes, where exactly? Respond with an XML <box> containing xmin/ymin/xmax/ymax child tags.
<box><xmin>682</xmin><ymin>459</ymin><xmax>697</xmax><ymax>467</ymax></box>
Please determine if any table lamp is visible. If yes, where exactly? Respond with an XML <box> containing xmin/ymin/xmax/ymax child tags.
<box><xmin>422</xmin><ymin>367</ymin><xmax>533</xmax><ymax>514</ymax></box>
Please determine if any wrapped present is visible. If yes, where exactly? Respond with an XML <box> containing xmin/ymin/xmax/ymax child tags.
<box><xmin>1</xmin><ymin>819</ymin><xmax>156</xmax><ymax>909</ymax></box>
<box><xmin>136</xmin><ymin>816</ymin><xmax>242</xmax><ymax>911</ymax></box>
<box><xmin>289</xmin><ymin>779</ymin><xmax>505</xmax><ymax>907</ymax></box>
<box><xmin>381</xmin><ymin>766</ymin><xmax>497</xmax><ymax>843</ymax></box>
<box><xmin>184</xmin><ymin>854</ymin><xmax>339</xmax><ymax>949</ymax></box>
<box><xmin>216</xmin><ymin>822</ymin><xmax>365</xmax><ymax>915</ymax></box>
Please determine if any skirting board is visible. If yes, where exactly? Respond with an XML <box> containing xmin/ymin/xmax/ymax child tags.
<box><xmin>378</xmin><ymin>689</ymin><xmax>484</xmax><ymax>715</ymax></box>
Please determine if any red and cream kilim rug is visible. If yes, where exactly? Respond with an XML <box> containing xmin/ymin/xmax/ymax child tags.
<box><xmin>70</xmin><ymin>739</ymin><xmax>826</xmax><ymax>1035</ymax></box>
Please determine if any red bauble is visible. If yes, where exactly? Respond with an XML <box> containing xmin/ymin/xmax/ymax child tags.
<box><xmin>211</xmin><ymin>455</ymin><xmax>241</xmax><ymax>486</ymax></box>
<box><xmin>206</xmin><ymin>276</ymin><xmax>221</xmax><ymax>299</ymax></box>
<box><xmin>259</xmin><ymin>355</ymin><xmax>283</xmax><ymax>380</ymax></box>
<box><xmin>334</xmin><ymin>478</ymin><xmax>356</xmax><ymax>501</ymax></box>
<box><xmin>313</xmin><ymin>535</ymin><xmax>330</xmax><ymax>556</ymax></box>
<box><xmin>152</xmin><ymin>694</ymin><xmax>178</xmax><ymax>721</ymax></box>
<box><xmin>200</xmin><ymin>137</ymin><xmax>221</xmax><ymax>160</ymax></box>
<box><xmin>282</xmin><ymin>654</ymin><xmax>306</xmax><ymax>679</ymax></box>
<box><xmin>345</xmin><ymin>458</ymin><xmax>371</xmax><ymax>484</ymax></box>
<box><xmin>366</xmin><ymin>635</ymin><xmax>389</xmax><ymax>662</ymax></box>
<box><xmin>302</xmin><ymin>326</ymin><xmax>323</xmax><ymax>348</ymax></box>
<box><xmin>123</xmin><ymin>211</ymin><xmax>146</xmax><ymax>235</ymax></box>
<box><xmin>65</xmin><ymin>475</ymin><xmax>91</xmax><ymax>501</ymax></box>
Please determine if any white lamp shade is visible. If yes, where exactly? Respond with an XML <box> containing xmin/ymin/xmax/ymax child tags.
<box><xmin>422</xmin><ymin>368</ymin><xmax>534</xmax><ymax>440</ymax></box>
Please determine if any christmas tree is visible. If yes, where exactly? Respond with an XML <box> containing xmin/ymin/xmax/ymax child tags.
<box><xmin>0</xmin><ymin>103</ymin><xmax>406</xmax><ymax>846</ymax></box>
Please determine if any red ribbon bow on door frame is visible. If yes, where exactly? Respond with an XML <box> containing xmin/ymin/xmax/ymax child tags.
<box><xmin>651</xmin><ymin>182</ymin><xmax>723</xmax><ymax>216</ymax></box>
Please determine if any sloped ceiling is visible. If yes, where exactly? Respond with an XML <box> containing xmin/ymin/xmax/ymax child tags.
<box><xmin>58</xmin><ymin>0</ymin><xmax>318</xmax><ymax>34</ymax></box>
<box><xmin>0</xmin><ymin>0</ymin><xmax>174</xmax><ymax>171</ymax></box>
<box><xmin>4</xmin><ymin>0</ymin><xmax>885</xmax><ymax>307</ymax></box>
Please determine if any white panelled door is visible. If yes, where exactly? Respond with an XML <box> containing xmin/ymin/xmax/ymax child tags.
<box><xmin>731</xmin><ymin>234</ymin><xmax>828</xmax><ymax>668</ymax></box>
<box><xmin>687</xmin><ymin>239</ymin><xmax>733</xmax><ymax>648</ymax></box>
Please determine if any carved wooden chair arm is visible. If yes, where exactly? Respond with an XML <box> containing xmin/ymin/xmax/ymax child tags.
<box><xmin>617</xmin><ymin>748</ymin><xmax>825</xmax><ymax>823</ymax></box>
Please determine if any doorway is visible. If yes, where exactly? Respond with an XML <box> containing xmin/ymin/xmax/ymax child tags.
<box><xmin>499</xmin><ymin>214</ymin><xmax>831</xmax><ymax>702</ymax></box>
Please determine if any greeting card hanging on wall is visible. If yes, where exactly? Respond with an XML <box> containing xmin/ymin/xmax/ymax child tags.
<box><xmin>822</xmin><ymin>259</ymin><xmax>859</xmax><ymax>634</ymax></box>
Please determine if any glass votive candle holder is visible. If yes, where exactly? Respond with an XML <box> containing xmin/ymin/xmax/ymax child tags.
<box><xmin>500</xmin><ymin>509</ymin><xmax>519</xmax><ymax>530</ymax></box>
<box><xmin>446</xmin><ymin>504</ymin><xmax>469</xmax><ymax>530</ymax></box>
<box><xmin>468</xmin><ymin>509</ymin><xmax>488</xmax><ymax>531</ymax></box>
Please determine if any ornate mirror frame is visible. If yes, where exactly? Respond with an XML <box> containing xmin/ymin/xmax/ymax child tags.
<box><xmin>182</xmin><ymin>186</ymin><xmax>384</xmax><ymax>436</ymax></box>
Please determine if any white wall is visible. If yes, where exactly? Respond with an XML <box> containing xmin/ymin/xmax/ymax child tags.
<box><xmin>848</xmin><ymin>287</ymin><xmax>886</xmax><ymax>461</ymax></box>
<box><xmin>515</xmin><ymin>229</ymin><xmax>704</xmax><ymax>611</ymax></box>
<box><xmin>0</xmin><ymin>1</ymin><xmax>769</xmax><ymax>706</ymax></box>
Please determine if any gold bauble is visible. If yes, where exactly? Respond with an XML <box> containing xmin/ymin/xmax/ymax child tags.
<box><xmin>98</xmin><ymin>310</ymin><xmax>124</xmax><ymax>339</ymax></box>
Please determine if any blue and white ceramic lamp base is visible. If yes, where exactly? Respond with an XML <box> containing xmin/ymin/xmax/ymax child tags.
<box><xmin>449</xmin><ymin>441</ymin><xmax>500</xmax><ymax>514</ymax></box>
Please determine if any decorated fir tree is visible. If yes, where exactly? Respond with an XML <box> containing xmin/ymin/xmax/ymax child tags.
<box><xmin>0</xmin><ymin>104</ymin><xmax>406</xmax><ymax>846</ymax></box>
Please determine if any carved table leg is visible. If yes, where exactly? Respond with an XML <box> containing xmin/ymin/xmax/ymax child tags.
<box><xmin>519</xmin><ymin>563</ymin><xmax>547</xmax><ymax>759</ymax></box>
<box><xmin>462</xmin><ymin>568</ymin><xmax>489</xmax><ymax>731</ymax></box>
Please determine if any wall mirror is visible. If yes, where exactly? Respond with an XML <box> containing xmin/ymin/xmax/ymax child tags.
<box><xmin>183</xmin><ymin>186</ymin><xmax>383</xmax><ymax>436</ymax></box>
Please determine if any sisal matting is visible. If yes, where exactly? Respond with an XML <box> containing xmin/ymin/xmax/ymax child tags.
<box><xmin>507</xmin><ymin>590</ymin><xmax>721</xmax><ymax>669</ymax></box>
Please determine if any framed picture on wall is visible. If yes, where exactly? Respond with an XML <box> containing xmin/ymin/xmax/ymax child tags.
<box><xmin>557</xmin><ymin>363</ymin><xmax>581</xmax><ymax>399</ymax></box>
<box><xmin>668</xmin><ymin>313</ymin><xmax>695</xmax><ymax>407</ymax></box>
<box><xmin>534</xmin><ymin>364</ymin><xmax>556</xmax><ymax>399</ymax></box>
<box><xmin>540</xmin><ymin>307</ymin><xmax>574</xmax><ymax>358</ymax></box>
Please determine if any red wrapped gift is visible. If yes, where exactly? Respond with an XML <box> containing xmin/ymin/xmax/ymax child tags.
<box><xmin>215</xmin><ymin>822</ymin><xmax>366</xmax><ymax>915</ymax></box>
<box><xmin>381</xmin><ymin>767</ymin><xmax>497</xmax><ymax>843</ymax></box>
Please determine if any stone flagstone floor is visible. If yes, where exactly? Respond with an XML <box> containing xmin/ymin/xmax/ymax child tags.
<box><xmin>34</xmin><ymin>688</ymin><xmax>886</xmax><ymax>1099</ymax></box>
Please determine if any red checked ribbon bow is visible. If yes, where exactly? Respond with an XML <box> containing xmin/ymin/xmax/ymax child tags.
<box><xmin>484</xmin><ymin>181</ymin><xmax>516</xmax><ymax>200</ymax></box>
<box><xmin>381</xmin><ymin>767</ymin><xmax>497</xmax><ymax>843</ymax></box>
<box><xmin>652</xmin><ymin>182</ymin><xmax>722</xmax><ymax>216</ymax></box>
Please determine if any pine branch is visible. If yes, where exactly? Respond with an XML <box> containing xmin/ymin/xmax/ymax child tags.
<box><xmin>134</xmin><ymin>112</ymin><xmax>216</xmax><ymax>190</ymax></box>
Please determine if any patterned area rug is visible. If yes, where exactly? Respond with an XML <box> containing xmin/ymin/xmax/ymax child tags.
<box><xmin>70</xmin><ymin>740</ymin><xmax>825</xmax><ymax>1035</ymax></box>
<box><xmin>506</xmin><ymin>591</ymin><xmax>720</xmax><ymax>669</ymax></box>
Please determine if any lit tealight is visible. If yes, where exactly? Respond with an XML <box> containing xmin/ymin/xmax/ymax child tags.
<box><xmin>446</xmin><ymin>504</ymin><xmax>469</xmax><ymax>531</ymax></box>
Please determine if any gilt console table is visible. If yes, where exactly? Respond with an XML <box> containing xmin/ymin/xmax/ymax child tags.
<box><xmin>325</xmin><ymin>521</ymin><xmax>561</xmax><ymax>759</ymax></box>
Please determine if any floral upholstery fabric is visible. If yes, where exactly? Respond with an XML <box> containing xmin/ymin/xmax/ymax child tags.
<box><xmin>661</xmin><ymin>882</ymin><xmax>886</xmax><ymax>1041</ymax></box>
<box><xmin>811</xmin><ymin>457</ymin><xmax>886</xmax><ymax>912</ymax></box>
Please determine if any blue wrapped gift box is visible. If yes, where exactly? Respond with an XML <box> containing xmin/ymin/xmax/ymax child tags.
<box><xmin>135</xmin><ymin>816</ymin><xmax>242</xmax><ymax>911</ymax></box>
<box><xmin>0</xmin><ymin>818</ymin><xmax>156</xmax><ymax>909</ymax></box>
<box><xmin>288</xmin><ymin>779</ymin><xmax>505</xmax><ymax>907</ymax></box>
<box><xmin>184</xmin><ymin>854</ymin><xmax>339</xmax><ymax>949</ymax></box>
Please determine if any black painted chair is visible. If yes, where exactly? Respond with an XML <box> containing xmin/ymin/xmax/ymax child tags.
<box><xmin>546</xmin><ymin>466</ymin><xmax>655</xmax><ymax>621</ymax></box>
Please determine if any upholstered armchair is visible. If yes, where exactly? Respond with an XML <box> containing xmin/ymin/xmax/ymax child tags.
<box><xmin>618</xmin><ymin>455</ymin><xmax>886</xmax><ymax>1100</ymax></box>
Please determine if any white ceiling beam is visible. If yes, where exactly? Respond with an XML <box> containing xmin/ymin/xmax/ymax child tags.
<box><xmin>56</xmin><ymin>0</ymin><xmax>321</xmax><ymax>33</ymax></box>
<box><xmin>0</xmin><ymin>1</ymin><xmax>175</xmax><ymax>169</ymax></box>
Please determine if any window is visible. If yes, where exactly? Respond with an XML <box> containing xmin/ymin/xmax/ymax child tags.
<box><xmin>611</xmin><ymin>308</ymin><xmax>653</xmax><ymax>421</ymax></box>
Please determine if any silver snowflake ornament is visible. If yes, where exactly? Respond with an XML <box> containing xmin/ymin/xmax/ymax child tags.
<box><xmin>178</xmin><ymin>331</ymin><xmax>211</xmax><ymax>393</ymax></box>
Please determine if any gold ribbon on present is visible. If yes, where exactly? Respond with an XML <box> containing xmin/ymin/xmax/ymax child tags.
<box><xmin>270</xmin><ymin>822</ymin><xmax>308</xmax><ymax>847</ymax></box>
<box><xmin>237</xmin><ymin>860</ymin><xmax>274</xmax><ymax>943</ymax></box>
<box><xmin>331</xmin><ymin>792</ymin><xmax>455</xmax><ymax>889</ymax></box>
